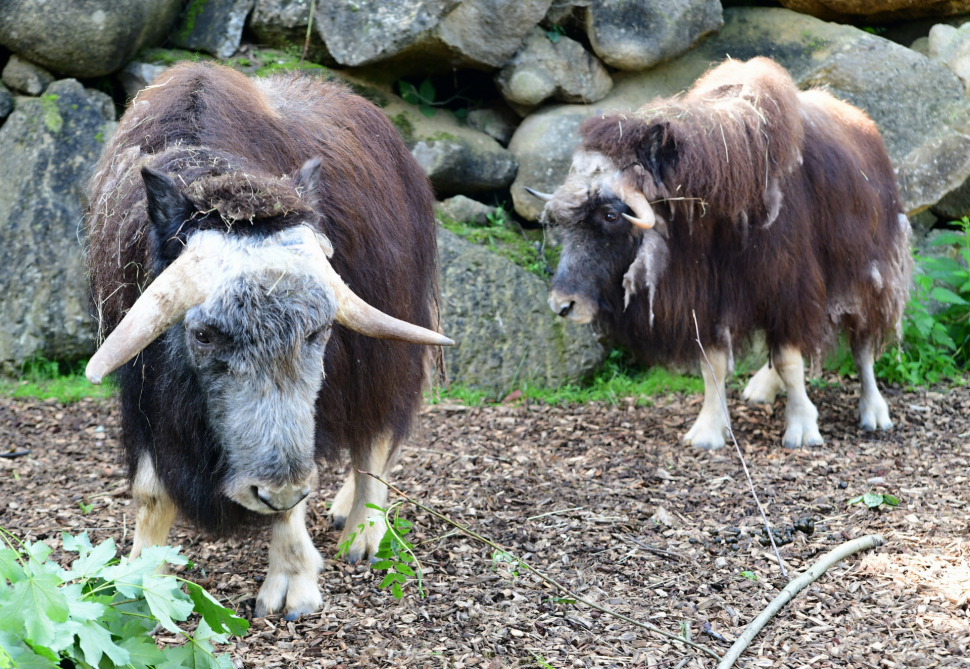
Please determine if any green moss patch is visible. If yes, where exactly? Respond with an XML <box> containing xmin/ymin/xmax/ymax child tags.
<box><xmin>439</xmin><ymin>207</ymin><xmax>559</xmax><ymax>279</ymax></box>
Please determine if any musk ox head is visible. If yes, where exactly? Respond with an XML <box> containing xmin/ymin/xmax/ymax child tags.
<box><xmin>534</xmin><ymin>145</ymin><xmax>667</xmax><ymax>326</ymax></box>
<box><xmin>87</xmin><ymin>160</ymin><xmax>452</xmax><ymax>515</ymax></box>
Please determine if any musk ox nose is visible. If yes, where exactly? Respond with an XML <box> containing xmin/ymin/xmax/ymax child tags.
<box><xmin>254</xmin><ymin>485</ymin><xmax>310</xmax><ymax>512</ymax></box>
<box><xmin>548</xmin><ymin>290</ymin><xmax>575</xmax><ymax>318</ymax></box>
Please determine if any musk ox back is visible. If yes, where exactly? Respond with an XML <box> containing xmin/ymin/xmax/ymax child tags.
<box><xmin>85</xmin><ymin>62</ymin><xmax>451</xmax><ymax>618</ymax></box>
<box><xmin>533</xmin><ymin>57</ymin><xmax>911</xmax><ymax>451</ymax></box>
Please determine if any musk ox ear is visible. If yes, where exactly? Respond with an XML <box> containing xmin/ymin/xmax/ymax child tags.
<box><xmin>294</xmin><ymin>157</ymin><xmax>323</xmax><ymax>204</ymax></box>
<box><xmin>142</xmin><ymin>167</ymin><xmax>195</xmax><ymax>266</ymax></box>
<box><xmin>636</xmin><ymin>123</ymin><xmax>676</xmax><ymax>184</ymax></box>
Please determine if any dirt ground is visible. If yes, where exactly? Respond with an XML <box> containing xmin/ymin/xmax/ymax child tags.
<box><xmin>1</xmin><ymin>377</ymin><xmax>968</xmax><ymax>668</ymax></box>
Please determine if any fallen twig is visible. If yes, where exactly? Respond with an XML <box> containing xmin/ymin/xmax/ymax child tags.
<box><xmin>716</xmin><ymin>534</ymin><xmax>885</xmax><ymax>669</ymax></box>
<box><xmin>360</xmin><ymin>469</ymin><xmax>722</xmax><ymax>662</ymax></box>
<box><xmin>0</xmin><ymin>450</ymin><xmax>30</xmax><ymax>459</ymax></box>
<box><xmin>299</xmin><ymin>0</ymin><xmax>316</xmax><ymax>63</ymax></box>
<box><xmin>692</xmin><ymin>311</ymin><xmax>788</xmax><ymax>578</ymax></box>
<box><xmin>623</xmin><ymin>535</ymin><xmax>688</xmax><ymax>562</ymax></box>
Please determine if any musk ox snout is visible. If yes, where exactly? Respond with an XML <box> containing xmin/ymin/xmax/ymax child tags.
<box><xmin>548</xmin><ymin>288</ymin><xmax>597</xmax><ymax>324</ymax></box>
<box><xmin>224</xmin><ymin>465</ymin><xmax>319</xmax><ymax>514</ymax></box>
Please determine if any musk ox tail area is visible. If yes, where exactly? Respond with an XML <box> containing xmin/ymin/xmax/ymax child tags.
<box><xmin>576</xmin><ymin>56</ymin><xmax>910</xmax><ymax>364</ymax></box>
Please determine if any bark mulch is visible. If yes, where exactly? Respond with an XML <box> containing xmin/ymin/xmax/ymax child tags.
<box><xmin>1</xmin><ymin>378</ymin><xmax>968</xmax><ymax>668</ymax></box>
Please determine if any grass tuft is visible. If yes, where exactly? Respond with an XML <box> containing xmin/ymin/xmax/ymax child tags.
<box><xmin>0</xmin><ymin>358</ymin><xmax>112</xmax><ymax>404</ymax></box>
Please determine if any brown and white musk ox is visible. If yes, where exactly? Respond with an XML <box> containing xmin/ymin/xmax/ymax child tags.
<box><xmin>85</xmin><ymin>62</ymin><xmax>452</xmax><ymax>618</ymax></box>
<box><xmin>529</xmin><ymin>57</ymin><xmax>911</xmax><ymax>450</ymax></box>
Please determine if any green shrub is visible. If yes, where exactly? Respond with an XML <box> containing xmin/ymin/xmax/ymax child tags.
<box><xmin>0</xmin><ymin>358</ymin><xmax>112</xmax><ymax>404</ymax></box>
<box><xmin>0</xmin><ymin>529</ymin><xmax>247</xmax><ymax>669</ymax></box>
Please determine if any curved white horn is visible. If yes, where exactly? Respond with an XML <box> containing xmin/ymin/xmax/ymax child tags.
<box><xmin>86</xmin><ymin>249</ymin><xmax>215</xmax><ymax>384</ymax></box>
<box><xmin>307</xmin><ymin>234</ymin><xmax>454</xmax><ymax>347</ymax></box>
<box><xmin>619</xmin><ymin>188</ymin><xmax>655</xmax><ymax>230</ymax></box>
<box><xmin>524</xmin><ymin>187</ymin><xmax>554</xmax><ymax>202</ymax></box>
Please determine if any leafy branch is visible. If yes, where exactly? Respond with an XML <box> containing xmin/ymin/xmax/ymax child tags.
<box><xmin>336</xmin><ymin>503</ymin><xmax>424</xmax><ymax>600</ymax></box>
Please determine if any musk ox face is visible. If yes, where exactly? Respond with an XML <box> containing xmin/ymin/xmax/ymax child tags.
<box><xmin>175</xmin><ymin>232</ymin><xmax>337</xmax><ymax>514</ymax></box>
<box><xmin>539</xmin><ymin>151</ymin><xmax>657</xmax><ymax>325</ymax></box>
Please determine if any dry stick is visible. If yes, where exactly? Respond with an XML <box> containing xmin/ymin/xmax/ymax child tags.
<box><xmin>360</xmin><ymin>470</ymin><xmax>722</xmax><ymax>662</ymax></box>
<box><xmin>691</xmin><ymin>311</ymin><xmax>787</xmax><ymax>578</ymax></box>
<box><xmin>299</xmin><ymin>0</ymin><xmax>316</xmax><ymax>63</ymax></box>
<box><xmin>716</xmin><ymin>534</ymin><xmax>885</xmax><ymax>669</ymax></box>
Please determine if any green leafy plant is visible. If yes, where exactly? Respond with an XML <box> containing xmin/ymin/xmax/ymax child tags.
<box><xmin>398</xmin><ymin>79</ymin><xmax>437</xmax><ymax>118</ymax></box>
<box><xmin>77</xmin><ymin>501</ymin><xmax>94</xmax><ymax>515</ymax></box>
<box><xmin>546</xmin><ymin>25</ymin><xmax>567</xmax><ymax>43</ymax></box>
<box><xmin>0</xmin><ymin>357</ymin><xmax>114</xmax><ymax>404</ymax></box>
<box><xmin>335</xmin><ymin>503</ymin><xmax>423</xmax><ymax>600</ymax></box>
<box><xmin>0</xmin><ymin>528</ymin><xmax>247</xmax><ymax>669</ymax></box>
<box><xmin>847</xmin><ymin>490</ymin><xmax>900</xmax><ymax>509</ymax></box>
<box><xmin>740</xmin><ymin>570</ymin><xmax>758</xmax><ymax>581</ymax></box>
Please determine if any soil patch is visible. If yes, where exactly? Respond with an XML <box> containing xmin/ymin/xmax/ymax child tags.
<box><xmin>1</xmin><ymin>379</ymin><xmax>968</xmax><ymax>668</ymax></box>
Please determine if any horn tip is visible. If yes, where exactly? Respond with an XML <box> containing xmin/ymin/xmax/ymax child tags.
<box><xmin>438</xmin><ymin>336</ymin><xmax>455</xmax><ymax>347</ymax></box>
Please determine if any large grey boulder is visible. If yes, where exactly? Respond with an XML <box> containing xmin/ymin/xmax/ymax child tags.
<box><xmin>496</xmin><ymin>27</ymin><xmax>612</xmax><ymax>112</ymax></box>
<box><xmin>382</xmin><ymin>91</ymin><xmax>518</xmax><ymax>195</ymax></box>
<box><xmin>248</xmin><ymin>0</ymin><xmax>334</xmax><ymax>65</ymax></box>
<box><xmin>466</xmin><ymin>103</ymin><xmax>520</xmax><ymax>146</ymax></box>
<box><xmin>437</xmin><ymin>195</ymin><xmax>497</xmax><ymax>225</ymax></box>
<box><xmin>778</xmin><ymin>0</ymin><xmax>970</xmax><ymax>23</ymax></box>
<box><xmin>510</xmin><ymin>7</ymin><xmax>970</xmax><ymax>220</ymax></box>
<box><xmin>316</xmin><ymin>0</ymin><xmax>551</xmax><ymax>69</ymax></box>
<box><xmin>0</xmin><ymin>80</ymin><xmax>117</xmax><ymax>370</ymax></box>
<box><xmin>584</xmin><ymin>0</ymin><xmax>724</xmax><ymax>71</ymax></box>
<box><xmin>0</xmin><ymin>84</ymin><xmax>12</xmax><ymax>121</ymax></box>
<box><xmin>0</xmin><ymin>0</ymin><xmax>182</xmax><ymax>78</ymax></box>
<box><xmin>929</xmin><ymin>23</ymin><xmax>970</xmax><ymax>97</ymax></box>
<box><xmin>438</xmin><ymin>228</ymin><xmax>606</xmax><ymax>396</ymax></box>
<box><xmin>2</xmin><ymin>56</ymin><xmax>55</xmax><ymax>96</ymax></box>
<box><xmin>171</xmin><ymin>0</ymin><xmax>255</xmax><ymax>59</ymax></box>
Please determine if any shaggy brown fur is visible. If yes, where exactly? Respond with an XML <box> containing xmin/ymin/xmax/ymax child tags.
<box><xmin>85</xmin><ymin>63</ymin><xmax>438</xmax><ymax>534</ymax></box>
<box><xmin>549</xmin><ymin>57</ymin><xmax>910</xmax><ymax>366</ymax></box>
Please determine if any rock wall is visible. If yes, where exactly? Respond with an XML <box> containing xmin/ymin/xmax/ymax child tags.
<box><xmin>1</xmin><ymin>0</ymin><xmax>969</xmax><ymax>386</ymax></box>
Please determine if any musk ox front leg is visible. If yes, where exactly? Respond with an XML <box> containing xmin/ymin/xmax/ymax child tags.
<box><xmin>130</xmin><ymin>454</ymin><xmax>177</xmax><ymax>560</ymax></box>
<box><xmin>683</xmin><ymin>347</ymin><xmax>731</xmax><ymax>450</ymax></box>
<box><xmin>774</xmin><ymin>346</ymin><xmax>824</xmax><ymax>448</ymax></box>
<box><xmin>853</xmin><ymin>339</ymin><xmax>892</xmax><ymax>431</ymax></box>
<box><xmin>329</xmin><ymin>432</ymin><xmax>397</xmax><ymax>563</ymax></box>
<box><xmin>255</xmin><ymin>499</ymin><xmax>324</xmax><ymax>619</ymax></box>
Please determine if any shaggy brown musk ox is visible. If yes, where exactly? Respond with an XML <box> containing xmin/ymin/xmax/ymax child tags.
<box><xmin>85</xmin><ymin>62</ymin><xmax>452</xmax><ymax>618</ymax></box>
<box><xmin>529</xmin><ymin>57</ymin><xmax>911</xmax><ymax>450</ymax></box>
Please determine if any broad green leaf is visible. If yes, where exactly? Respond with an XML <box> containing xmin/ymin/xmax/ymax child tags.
<box><xmin>76</xmin><ymin>620</ymin><xmax>130</xmax><ymax>667</ymax></box>
<box><xmin>159</xmin><ymin>636</ymin><xmax>225</xmax><ymax>669</ymax></box>
<box><xmin>370</xmin><ymin>560</ymin><xmax>395</xmax><ymax>570</ymax></box>
<box><xmin>379</xmin><ymin>572</ymin><xmax>397</xmax><ymax>589</ymax></box>
<box><xmin>139</xmin><ymin>545</ymin><xmax>189</xmax><ymax>569</ymax></box>
<box><xmin>192</xmin><ymin>618</ymin><xmax>229</xmax><ymax>645</ymax></box>
<box><xmin>546</xmin><ymin>30</ymin><xmax>561</xmax><ymax>43</ymax></box>
<box><xmin>931</xmin><ymin>287</ymin><xmax>968</xmax><ymax>305</ymax></box>
<box><xmin>418</xmin><ymin>79</ymin><xmax>435</xmax><ymax>103</ymax></box>
<box><xmin>863</xmin><ymin>492</ymin><xmax>884</xmax><ymax>508</ymax></box>
<box><xmin>119</xmin><ymin>635</ymin><xmax>167</xmax><ymax>669</ymax></box>
<box><xmin>882</xmin><ymin>494</ymin><xmax>900</xmax><ymax>507</ymax></box>
<box><xmin>391</xmin><ymin>582</ymin><xmax>403</xmax><ymax>599</ymax></box>
<box><xmin>5</xmin><ymin>646</ymin><xmax>57</xmax><ymax>669</ymax></box>
<box><xmin>395</xmin><ymin>564</ymin><xmax>414</xmax><ymax>576</ymax></box>
<box><xmin>60</xmin><ymin>535</ymin><xmax>115</xmax><ymax>581</ymax></box>
<box><xmin>740</xmin><ymin>571</ymin><xmax>758</xmax><ymax>581</ymax></box>
<box><xmin>364</xmin><ymin>503</ymin><xmax>386</xmax><ymax>512</ymax></box>
<box><xmin>141</xmin><ymin>574</ymin><xmax>193</xmax><ymax>635</ymax></box>
<box><xmin>419</xmin><ymin>105</ymin><xmax>435</xmax><ymax>119</ymax></box>
<box><xmin>398</xmin><ymin>81</ymin><xmax>419</xmax><ymax>105</ymax></box>
<box><xmin>927</xmin><ymin>231</ymin><xmax>967</xmax><ymax>247</ymax></box>
<box><xmin>0</xmin><ymin>550</ymin><xmax>24</xmax><ymax>584</ymax></box>
<box><xmin>847</xmin><ymin>495</ymin><xmax>864</xmax><ymax>505</ymax></box>
<box><xmin>43</xmin><ymin>620</ymin><xmax>81</xmax><ymax>654</ymax></box>
<box><xmin>185</xmin><ymin>582</ymin><xmax>249</xmax><ymax>637</ymax></box>
<box><xmin>61</xmin><ymin>584</ymin><xmax>105</xmax><ymax>622</ymax></box>
<box><xmin>0</xmin><ymin>573</ymin><xmax>68</xmax><ymax>647</ymax></box>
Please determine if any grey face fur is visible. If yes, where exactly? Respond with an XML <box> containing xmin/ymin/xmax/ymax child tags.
<box><xmin>169</xmin><ymin>229</ymin><xmax>336</xmax><ymax>514</ymax></box>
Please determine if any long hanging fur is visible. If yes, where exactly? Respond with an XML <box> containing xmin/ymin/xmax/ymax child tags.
<box><xmin>570</xmin><ymin>57</ymin><xmax>911</xmax><ymax>366</ymax></box>
<box><xmin>85</xmin><ymin>62</ymin><xmax>438</xmax><ymax>535</ymax></box>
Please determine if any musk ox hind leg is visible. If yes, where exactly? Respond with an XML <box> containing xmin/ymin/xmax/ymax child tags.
<box><xmin>255</xmin><ymin>499</ymin><xmax>324</xmax><ymax>619</ymax></box>
<box><xmin>773</xmin><ymin>346</ymin><xmax>824</xmax><ymax>449</ymax></box>
<box><xmin>741</xmin><ymin>361</ymin><xmax>785</xmax><ymax>405</ymax></box>
<box><xmin>329</xmin><ymin>432</ymin><xmax>398</xmax><ymax>563</ymax></box>
<box><xmin>683</xmin><ymin>347</ymin><xmax>731</xmax><ymax>450</ymax></box>
<box><xmin>853</xmin><ymin>338</ymin><xmax>893</xmax><ymax>431</ymax></box>
<box><xmin>130</xmin><ymin>454</ymin><xmax>177</xmax><ymax>561</ymax></box>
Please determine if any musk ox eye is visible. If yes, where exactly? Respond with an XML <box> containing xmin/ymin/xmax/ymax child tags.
<box><xmin>193</xmin><ymin>329</ymin><xmax>211</xmax><ymax>345</ymax></box>
<box><xmin>604</xmin><ymin>211</ymin><xmax>618</xmax><ymax>223</ymax></box>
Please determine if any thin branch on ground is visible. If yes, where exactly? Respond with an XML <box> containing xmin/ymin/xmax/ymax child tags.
<box><xmin>692</xmin><ymin>310</ymin><xmax>787</xmax><ymax>578</ymax></box>
<box><xmin>716</xmin><ymin>534</ymin><xmax>885</xmax><ymax>669</ymax></box>
<box><xmin>300</xmin><ymin>0</ymin><xmax>316</xmax><ymax>63</ymax></box>
<box><xmin>359</xmin><ymin>469</ymin><xmax>722</xmax><ymax>662</ymax></box>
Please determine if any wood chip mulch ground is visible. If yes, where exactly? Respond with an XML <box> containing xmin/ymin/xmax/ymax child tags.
<box><xmin>1</xmin><ymin>377</ymin><xmax>968</xmax><ymax>668</ymax></box>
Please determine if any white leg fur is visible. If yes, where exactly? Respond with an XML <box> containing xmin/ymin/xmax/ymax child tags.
<box><xmin>741</xmin><ymin>361</ymin><xmax>785</xmax><ymax>404</ymax></box>
<box><xmin>854</xmin><ymin>340</ymin><xmax>892</xmax><ymax>431</ymax></box>
<box><xmin>328</xmin><ymin>472</ymin><xmax>355</xmax><ymax>529</ymax></box>
<box><xmin>130</xmin><ymin>454</ymin><xmax>177</xmax><ymax>561</ymax></box>
<box><xmin>773</xmin><ymin>346</ymin><xmax>823</xmax><ymax>448</ymax></box>
<box><xmin>683</xmin><ymin>347</ymin><xmax>730</xmax><ymax>450</ymax></box>
<box><xmin>255</xmin><ymin>499</ymin><xmax>323</xmax><ymax>619</ymax></box>
<box><xmin>336</xmin><ymin>433</ymin><xmax>396</xmax><ymax>564</ymax></box>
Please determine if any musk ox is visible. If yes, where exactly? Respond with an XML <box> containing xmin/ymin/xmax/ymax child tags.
<box><xmin>529</xmin><ymin>57</ymin><xmax>911</xmax><ymax>450</ymax></box>
<box><xmin>85</xmin><ymin>62</ymin><xmax>452</xmax><ymax>618</ymax></box>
